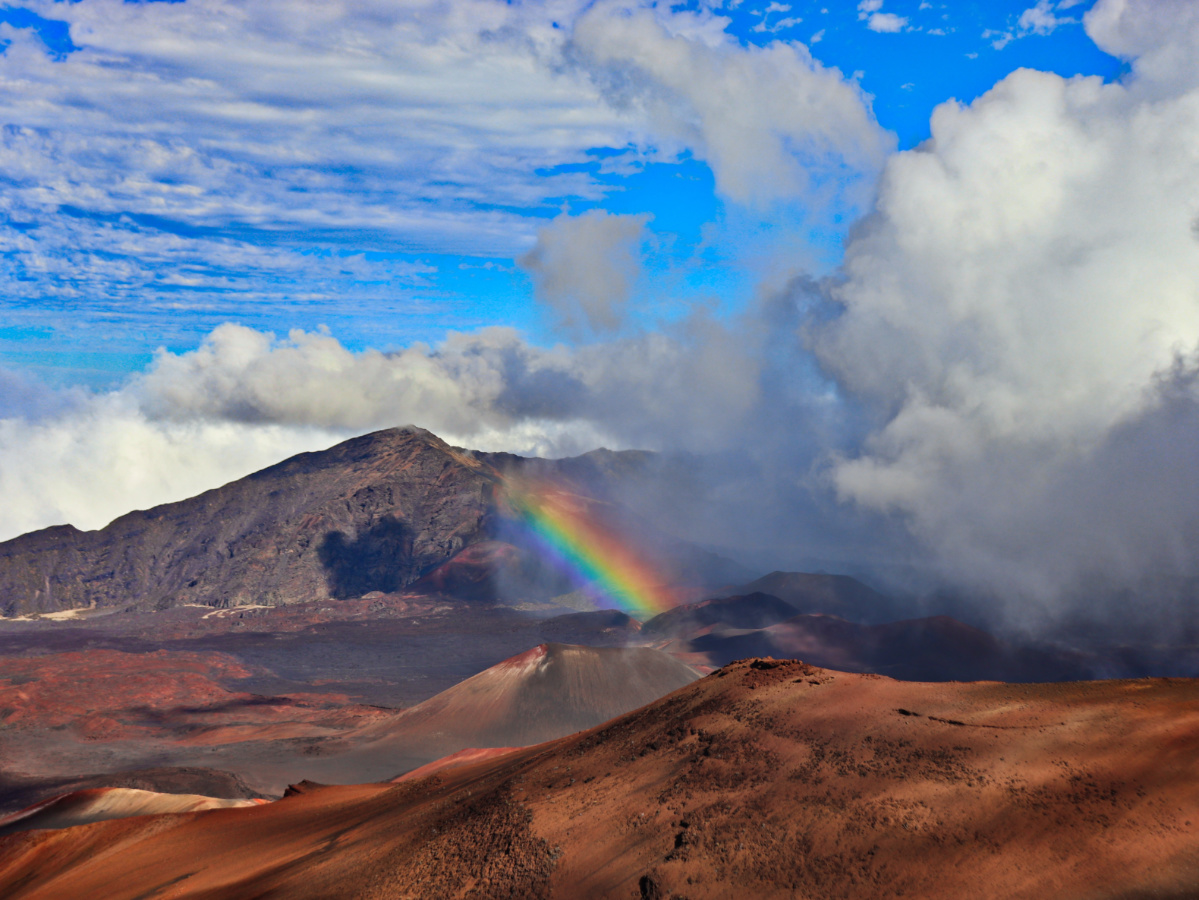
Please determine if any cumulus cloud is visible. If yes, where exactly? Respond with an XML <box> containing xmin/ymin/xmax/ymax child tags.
<box><xmin>517</xmin><ymin>210</ymin><xmax>651</xmax><ymax>334</ymax></box>
<box><xmin>571</xmin><ymin>0</ymin><xmax>894</xmax><ymax>209</ymax></box>
<box><xmin>0</xmin><ymin>304</ymin><xmax>873</xmax><ymax>565</ymax></box>
<box><xmin>807</xmin><ymin>0</ymin><xmax>1199</xmax><ymax>625</ymax></box>
<box><xmin>133</xmin><ymin>319</ymin><xmax>768</xmax><ymax>456</ymax></box>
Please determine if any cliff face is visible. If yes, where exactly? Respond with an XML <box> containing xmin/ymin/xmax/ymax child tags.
<box><xmin>0</xmin><ymin>428</ymin><xmax>500</xmax><ymax>616</ymax></box>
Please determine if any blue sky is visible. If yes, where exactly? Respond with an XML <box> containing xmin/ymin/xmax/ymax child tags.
<box><xmin>0</xmin><ymin>0</ymin><xmax>1121</xmax><ymax>387</ymax></box>
<box><xmin>4</xmin><ymin>0</ymin><xmax>1199</xmax><ymax>624</ymax></box>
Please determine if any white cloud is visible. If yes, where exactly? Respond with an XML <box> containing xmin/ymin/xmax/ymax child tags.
<box><xmin>0</xmin><ymin>0</ymin><xmax>631</xmax><ymax>254</ymax></box>
<box><xmin>867</xmin><ymin>12</ymin><xmax>909</xmax><ymax>32</ymax></box>
<box><xmin>517</xmin><ymin>210</ymin><xmax>652</xmax><ymax>335</ymax></box>
<box><xmin>857</xmin><ymin>0</ymin><xmax>884</xmax><ymax>17</ymax></box>
<box><xmin>1018</xmin><ymin>0</ymin><xmax>1072</xmax><ymax>36</ymax></box>
<box><xmin>0</xmin><ymin>394</ymin><xmax>347</xmax><ymax>540</ymax></box>
<box><xmin>1085</xmin><ymin>0</ymin><xmax>1199</xmax><ymax>90</ymax></box>
<box><xmin>0</xmin><ymin>311</ymin><xmax>795</xmax><ymax>544</ymax></box>
<box><xmin>809</xmin><ymin>0</ymin><xmax>1199</xmax><ymax>616</ymax></box>
<box><xmin>983</xmin><ymin>27</ymin><xmax>1015</xmax><ymax>49</ymax></box>
<box><xmin>571</xmin><ymin>1</ymin><xmax>894</xmax><ymax>209</ymax></box>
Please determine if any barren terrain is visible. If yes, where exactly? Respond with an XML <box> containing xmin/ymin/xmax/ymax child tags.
<box><xmin>2</xmin><ymin>658</ymin><xmax>1197</xmax><ymax>899</ymax></box>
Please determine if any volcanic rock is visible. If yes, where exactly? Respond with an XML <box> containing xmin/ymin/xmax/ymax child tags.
<box><xmin>0</xmin><ymin>427</ymin><xmax>501</xmax><ymax>616</ymax></box>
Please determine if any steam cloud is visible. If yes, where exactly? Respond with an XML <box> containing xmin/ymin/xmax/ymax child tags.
<box><xmin>3</xmin><ymin>0</ymin><xmax>1199</xmax><ymax>637</ymax></box>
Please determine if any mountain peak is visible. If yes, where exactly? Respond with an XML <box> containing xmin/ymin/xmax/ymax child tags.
<box><xmin>0</xmin><ymin>426</ymin><xmax>500</xmax><ymax>617</ymax></box>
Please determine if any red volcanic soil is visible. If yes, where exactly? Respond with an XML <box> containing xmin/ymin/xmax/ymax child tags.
<box><xmin>392</xmin><ymin>747</ymin><xmax>521</xmax><ymax>783</ymax></box>
<box><xmin>358</xmin><ymin>642</ymin><xmax>702</xmax><ymax>748</ymax></box>
<box><xmin>0</xmin><ymin>649</ymin><xmax>396</xmax><ymax>808</ymax></box>
<box><xmin>3</xmin><ymin>659</ymin><xmax>1198</xmax><ymax>899</ymax></box>
<box><xmin>0</xmin><ymin>649</ymin><xmax>390</xmax><ymax>742</ymax></box>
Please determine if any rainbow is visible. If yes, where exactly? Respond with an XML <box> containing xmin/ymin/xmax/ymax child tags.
<box><xmin>501</xmin><ymin>478</ymin><xmax>677</xmax><ymax>619</ymax></box>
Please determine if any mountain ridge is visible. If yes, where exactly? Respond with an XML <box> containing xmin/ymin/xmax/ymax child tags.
<box><xmin>0</xmin><ymin>427</ymin><xmax>500</xmax><ymax>616</ymax></box>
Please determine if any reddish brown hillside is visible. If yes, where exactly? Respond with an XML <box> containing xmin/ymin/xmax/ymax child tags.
<box><xmin>351</xmin><ymin>642</ymin><xmax>702</xmax><ymax>750</ymax></box>
<box><xmin>2</xmin><ymin>659</ymin><xmax>1197</xmax><ymax>899</ymax></box>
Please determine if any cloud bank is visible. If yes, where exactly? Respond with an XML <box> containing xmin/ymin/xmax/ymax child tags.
<box><xmin>809</xmin><ymin>0</ymin><xmax>1199</xmax><ymax>624</ymax></box>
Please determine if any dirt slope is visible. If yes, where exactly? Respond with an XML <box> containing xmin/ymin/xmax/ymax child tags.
<box><xmin>2</xmin><ymin>659</ymin><xmax>1197</xmax><ymax>899</ymax></box>
<box><xmin>296</xmin><ymin>642</ymin><xmax>704</xmax><ymax>784</ymax></box>
<box><xmin>0</xmin><ymin>788</ymin><xmax>266</xmax><ymax>836</ymax></box>
<box><xmin>355</xmin><ymin>642</ymin><xmax>702</xmax><ymax>749</ymax></box>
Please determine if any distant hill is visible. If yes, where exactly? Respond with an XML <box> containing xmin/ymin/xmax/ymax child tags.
<box><xmin>324</xmin><ymin>642</ymin><xmax>702</xmax><ymax>781</ymax></box>
<box><xmin>0</xmin><ymin>428</ymin><xmax>737</xmax><ymax>617</ymax></box>
<box><xmin>683</xmin><ymin>613</ymin><xmax>1092</xmax><ymax>682</ymax></box>
<box><xmin>0</xmin><ymin>428</ymin><xmax>499</xmax><ymax>616</ymax></box>
<box><xmin>732</xmin><ymin>570</ymin><xmax>897</xmax><ymax>622</ymax></box>
<box><xmin>640</xmin><ymin>591</ymin><xmax>799</xmax><ymax>638</ymax></box>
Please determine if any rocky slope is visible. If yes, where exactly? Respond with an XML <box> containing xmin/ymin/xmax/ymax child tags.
<box><xmin>0</xmin><ymin>427</ymin><xmax>741</xmax><ymax>617</ymax></box>
<box><xmin>0</xmin><ymin>428</ymin><xmax>500</xmax><ymax>617</ymax></box>
<box><xmin>2</xmin><ymin>659</ymin><xmax>1197</xmax><ymax>898</ymax></box>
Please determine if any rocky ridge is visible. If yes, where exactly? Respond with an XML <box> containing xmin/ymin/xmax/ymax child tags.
<box><xmin>0</xmin><ymin>428</ymin><xmax>498</xmax><ymax>616</ymax></box>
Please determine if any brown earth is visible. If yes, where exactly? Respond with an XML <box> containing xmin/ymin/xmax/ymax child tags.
<box><xmin>317</xmin><ymin>643</ymin><xmax>702</xmax><ymax>780</ymax></box>
<box><xmin>2</xmin><ymin>658</ymin><xmax>1197</xmax><ymax>899</ymax></box>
